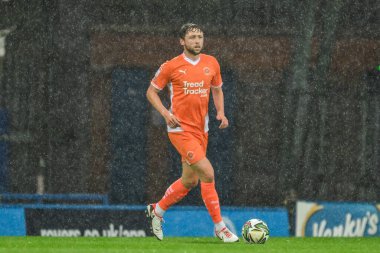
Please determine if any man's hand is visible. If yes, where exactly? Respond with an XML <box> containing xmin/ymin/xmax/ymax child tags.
<box><xmin>163</xmin><ymin>111</ymin><xmax>181</xmax><ymax>128</ymax></box>
<box><xmin>216</xmin><ymin>113</ymin><xmax>229</xmax><ymax>129</ymax></box>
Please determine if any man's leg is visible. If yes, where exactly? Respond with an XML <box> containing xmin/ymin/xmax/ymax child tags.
<box><xmin>147</xmin><ymin>163</ymin><xmax>198</xmax><ymax>240</ymax></box>
<box><xmin>191</xmin><ymin>158</ymin><xmax>239</xmax><ymax>243</ymax></box>
<box><xmin>156</xmin><ymin>163</ymin><xmax>198</xmax><ymax>216</ymax></box>
<box><xmin>190</xmin><ymin>158</ymin><xmax>220</xmax><ymax>220</ymax></box>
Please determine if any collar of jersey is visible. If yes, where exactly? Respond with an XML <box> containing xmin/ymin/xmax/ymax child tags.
<box><xmin>182</xmin><ymin>53</ymin><xmax>201</xmax><ymax>66</ymax></box>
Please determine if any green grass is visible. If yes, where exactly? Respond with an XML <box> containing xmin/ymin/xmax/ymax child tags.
<box><xmin>0</xmin><ymin>237</ymin><xmax>379</xmax><ymax>253</ymax></box>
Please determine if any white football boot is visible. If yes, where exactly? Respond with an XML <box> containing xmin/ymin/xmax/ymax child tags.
<box><xmin>215</xmin><ymin>226</ymin><xmax>239</xmax><ymax>243</ymax></box>
<box><xmin>145</xmin><ymin>204</ymin><xmax>164</xmax><ymax>240</ymax></box>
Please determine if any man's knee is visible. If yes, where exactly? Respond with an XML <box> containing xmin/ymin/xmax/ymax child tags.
<box><xmin>192</xmin><ymin>158</ymin><xmax>215</xmax><ymax>183</ymax></box>
<box><xmin>182</xmin><ymin>178</ymin><xmax>199</xmax><ymax>189</ymax></box>
<box><xmin>201</xmin><ymin>172</ymin><xmax>214</xmax><ymax>183</ymax></box>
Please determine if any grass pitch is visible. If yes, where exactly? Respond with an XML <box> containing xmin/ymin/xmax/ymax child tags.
<box><xmin>0</xmin><ymin>237</ymin><xmax>379</xmax><ymax>253</ymax></box>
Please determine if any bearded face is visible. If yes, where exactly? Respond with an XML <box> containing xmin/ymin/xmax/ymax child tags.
<box><xmin>180</xmin><ymin>29</ymin><xmax>204</xmax><ymax>56</ymax></box>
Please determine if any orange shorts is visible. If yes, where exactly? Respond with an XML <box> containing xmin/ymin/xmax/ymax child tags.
<box><xmin>168</xmin><ymin>131</ymin><xmax>208</xmax><ymax>165</ymax></box>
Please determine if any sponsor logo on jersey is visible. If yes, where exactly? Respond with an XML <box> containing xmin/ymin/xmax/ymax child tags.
<box><xmin>182</xmin><ymin>80</ymin><xmax>208</xmax><ymax>97</ymax></box>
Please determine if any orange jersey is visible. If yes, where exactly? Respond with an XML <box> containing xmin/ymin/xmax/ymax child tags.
<box><xmin>151</xmin><ymin>53</ymin><xmax>223</xmax><ymax>133</ymax></box>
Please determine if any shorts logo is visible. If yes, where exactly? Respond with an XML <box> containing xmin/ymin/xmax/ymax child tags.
<box><xmin>187</xmin><ymin>151</ymin><xmax>194</xmax><ymax>160</ymax></box>
<box><xmin>203</xmin><ymin>67</ymin><xmax>210</xmax><ymax>75</ymax></box>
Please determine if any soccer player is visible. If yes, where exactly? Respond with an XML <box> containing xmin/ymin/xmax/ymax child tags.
<box><xmin>145</xmin><ymin>23</ymin><xmax>239</xmax><ymax>243</ymax></box>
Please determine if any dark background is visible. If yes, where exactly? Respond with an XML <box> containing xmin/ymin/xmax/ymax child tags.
<box><xmin>0</xmin><ymin>0</ymin><xmax>379</xmax><ymax>206</ymax></box>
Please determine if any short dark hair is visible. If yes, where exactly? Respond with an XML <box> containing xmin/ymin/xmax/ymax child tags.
<box><xmin>179</xmin><ymin>23</ymin><xmax>204</xmax><ymax>39</ymax></box>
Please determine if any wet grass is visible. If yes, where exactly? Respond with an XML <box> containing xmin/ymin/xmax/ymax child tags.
<box><xmin>0</xmin><ymin>237</ymin><xmax>379</xmax><ymax>253</ymax></box>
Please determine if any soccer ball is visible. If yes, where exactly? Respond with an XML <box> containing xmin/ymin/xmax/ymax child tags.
<box><xmin>241</xmin><ymin>219</ymin><xmax>270</xmax><ymax>244</ymax></box>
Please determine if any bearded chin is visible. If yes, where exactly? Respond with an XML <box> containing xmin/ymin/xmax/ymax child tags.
<box><xmin>186</xmin><ymin>46</ymin><xmax>201</xmax><ymax>56</ymax></box>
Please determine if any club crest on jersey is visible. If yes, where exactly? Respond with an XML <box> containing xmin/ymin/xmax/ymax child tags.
<box><xmin>203</xmin><ymin>67</ymin><xmax>210</xmax><ymax>75</ymax></box>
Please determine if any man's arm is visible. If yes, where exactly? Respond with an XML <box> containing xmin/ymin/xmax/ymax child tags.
<box><xmin>211</xmin><ymin>87</ymin><xmax>228</xmax><ymax>129</ymax></box>
<box><xmin>146</xmin><ymin>85</ymin><xmax>181</xmax><ymax>128</ymax></box>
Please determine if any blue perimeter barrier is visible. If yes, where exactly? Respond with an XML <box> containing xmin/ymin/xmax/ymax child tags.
<box><xmin>0</xmin><ymin>207</ymin><xmax>26</xmax><ymax>236</ymax></box>
<box><xmin>0</xmin><ymin>193</ymin><xmax>109</xmax><ymax>205</ymax></box>
<box><xmin>0</xmin><ymin>204</ymin><xmax>289</xmax><ymax>237</ymax></box>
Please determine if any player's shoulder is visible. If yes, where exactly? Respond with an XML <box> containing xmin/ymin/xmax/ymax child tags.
<box><xmin>160</xmin><ymin>55</ymin><xmax>183</xmax><ymax>69</ymax></box>
<box><xmin>201</xmin><ymin>54</ymin><xmax>220</xmax><ymax>65</ymax></box>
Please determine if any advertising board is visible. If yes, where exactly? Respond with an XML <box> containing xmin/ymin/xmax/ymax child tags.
<box><xmin>296</xmin><ymin>201</ymin><xmax>380</xmax><ymax>237</ymax></box>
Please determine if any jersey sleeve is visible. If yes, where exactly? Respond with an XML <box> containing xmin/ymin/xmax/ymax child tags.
<box><xmin>211</xmin><ymin>58</ymin><xmax>223</xmax><ymax>88</ymax></box>
<box><xmin>151</xmin><ymin>61</ymin><xmax>171</xmax><ymax>90</ymax></box>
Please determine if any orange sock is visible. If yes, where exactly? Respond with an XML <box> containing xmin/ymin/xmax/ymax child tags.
<box><xmin>201</xmin><ymin>181</ymin><xmax>222</xmax><ymax>223</ymax></box>
<box><xmin>157</xmin><ymin>178</ymin><xmax>190</xmax><ymax>210</ymax></box>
